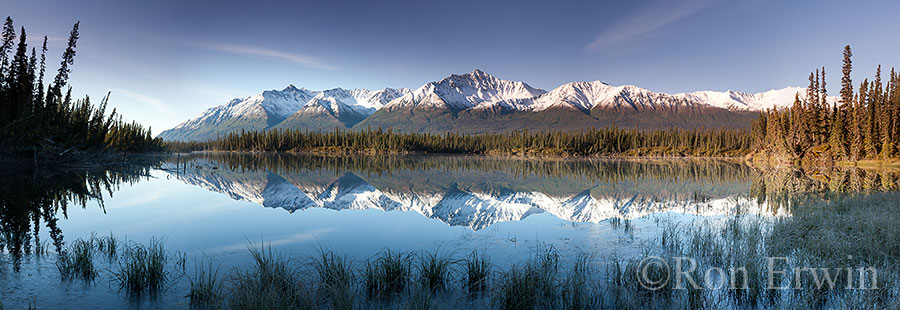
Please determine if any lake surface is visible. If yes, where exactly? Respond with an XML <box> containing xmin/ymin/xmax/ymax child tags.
<box><xmin>1</xmin><ymin>153</ymin><xmax>897</xmax><ymax>308</ymax></box>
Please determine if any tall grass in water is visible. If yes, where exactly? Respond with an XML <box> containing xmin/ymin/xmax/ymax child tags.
<box><xmin>312</xmin><ymin>248</ymin><xmax>354</xmax><ymax>309</ymax></box>
<box><xmin>463</xmin><ymin>250</ymin><xmax>492</xmax><ymax>295</ymax></box>
<box><xmin>93</xmin><ymin>232</ymin><xmax>120</xmax><ymax>261</ymax></box>
<box><xmin>230</xmin><ymin>243</ymin><xmax>312</xmax><ymax>310</ymax></box>
<box><xmin>364</xmin><ymin>249</ymin><xmax>414</xmax><ymax>300</ymax></box>
<box><xmin>560</xmin><ymin>253</ymin><xmax>599</xmax><ymax>310</ymax></box>
<box><xmin>188</xmin><ymin>261</ymin><xmax>224</xmax><ymax>308</ymax></box>
<box><xmin>56</xmin><ymin>238</ymin><xmax>97</xmax><ymax>280</ymax></box>
<box><xmin>113</xmin><ymin>238</ymin><xmax>168</xmax><ymax>296</ymax></box>
<box><xmin>418</xmin><ymin>249</ymin><xmax>454</xmax><ymax>292</ymax></box>
<box><xmin>493</xmin><ymin>247</ymin><xmax>560</xmax><ymax>310</ymax></box>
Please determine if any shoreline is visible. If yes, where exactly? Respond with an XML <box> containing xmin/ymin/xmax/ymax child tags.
<box><xmin>180</xmin><ymin>148</ymin><xmax>748</xmax><ymax>161</ymax></box>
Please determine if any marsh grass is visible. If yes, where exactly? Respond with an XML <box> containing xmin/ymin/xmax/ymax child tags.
<box><xmin>463</xmin><ymin>250</ymin><xmax>491</xmax><ymax>295</ymax></box>
<box><xmin>92</xmin><ymin>232</ymin><xmax>120</xmax><ymax>261</ymax></box>
<box><xmin>401</xmin><ymin>286</ymin><xmax>435</xmax><ymax>310</ymax></box>
<box><xmin>312</xmin><ymin>248</ymin><xmax>354</xmax><ymax>308</ymax></box>
<box><xmin>364</xmin><ymin>249</ymin><xmax>414</xmax><ymax>300</ymax></box>
<box><xmin>113</xmin><ymin>238</ymin><xmax>168</xmax><ymax>296</ymax></box>
<box><xmin>560</xmin><ymin>253</ymin><xmax>600</xmax><ymax>310</ymax></box>
<box><xmin>56</xmin><ymin>238</ymin><xmax>97</xmax><ymax>280</ymax></box>
<box><xmin>493</xmin><ymin>246</ymin><xmax>560</xmax><ymax>310</ymax></box>
<box><xmin>229</xmin><ymin>243</ymin><xmax>313</xmax><ymax>310</ymax></box>
<box><xmin>418</xmin><ymin>249</ymin><xmax>454</xmax><ymax>292</ymax></box>
<box><xmin>188</xmin><ymin>260</ymin><xmax>224</xmax><ymax>308</ymax></box>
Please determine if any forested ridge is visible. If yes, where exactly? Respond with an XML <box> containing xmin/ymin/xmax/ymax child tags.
<box><xmin>0</xmin><ymin>17</ymin><xmax>162</xmax><ymax>165</ymax></box>
<box><xmin>167</xmin><ymin>127</ymin><xmax>753</xmax><ymax>157</ymax></box>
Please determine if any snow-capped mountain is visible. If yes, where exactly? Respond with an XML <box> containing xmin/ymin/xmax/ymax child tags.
<box><xmin>158</xmin><ymin>86</ymin><xmax>409</xmax><ymax>141</ymax></box>
<box><xmin>493</xmin><ymin>81</ymin><xmax>697</xmax><ymax>112</ymax></box>
<box><xmin>158</xmin><ymin>85</ymin><xmax>319</xmax><ymax>141</ymax></box>
<box><xmin>382</xmin><ymin>69</ymin><xmax>546</xmax><ymax>111</ymax></box>
<box><xmin>160</xmin><ymin>69</ymin><xmax>827</xmax><ymax>140</ymax></box>
<box><xmin>676</xmin><ymin>87</ymin><xmax>837</xmax><ymax>111</ymax></box>
<box><xmin>274</xmin><ymin>87</ymin><xmax>410</xmax><ymax>131</ymax></box>
<box><xmin>306</xmin><ymin>87</ymin><xmax>411</xmax><ymax>116</ymax></box>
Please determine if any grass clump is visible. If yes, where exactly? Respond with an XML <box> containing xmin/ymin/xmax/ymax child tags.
<box><xmin>56</xmin><ymin>238</ymin><xmax>97</xmax><ymax>280</ymax></box>
<box><xmin>113</xmin><ymin>238</ymin><xmax>168</xmax><ymax>296</ymax></box>
<box><xmin>188</xmin><ymin>261</ymin><xmax>224</xmax><ymax>308</ymax></box>
<box><xmin>230</xmin><ymin>243</ymin><xmax>312</xmax><ymax>310</ymax></box>
<box><xmin>463</xmin><ymin>250</ymin><xmax>491</xmax><ymax>295</ymax></box>
<box><xmin>312</xmin><ymin>248</ymin><xmax>354</xmax><ymax>309</ymax></box>
<box><xmin>92</xmin><ymin>232</ymin><xmax>120</xmax><ymax>261</ymax></box>
<box><xmin>560</xmin><ymin>253</ymin><xmax>599</xmax><ymax>310</ymax></box>
<box><xmin>493</xmin><ymin>247</ymin><xmax>560</xmax><ymax>310</ymax></box>
<box><xmin>418</xmin><ymin>249</ymin><xmax>454</xmax><ymax>292</ymax></box>
<box><xmin>364</xmin><ymin>249</ymin><xmax>414</xmax><ymax>300</ymax></box>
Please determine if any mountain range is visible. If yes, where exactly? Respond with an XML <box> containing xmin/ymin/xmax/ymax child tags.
<box><xmin>159</xmin><ymin>69</ymin><xmax>825</xmax><ymax>141</ymax></box>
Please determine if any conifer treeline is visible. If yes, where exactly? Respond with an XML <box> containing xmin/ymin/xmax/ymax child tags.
<box><xmin>0</xmin><ymin>17</ymin><xmax>162</xmax><ymax>159</ymax></box>
<box><xmin>751</xmin><ymin>45</ymin><xmax>900</xmax><ymax>161</ymax></box>
<box><xmin>169</xmin><ymin>127</ymin><xmax>752</xmax><ymax>157</ymax></box>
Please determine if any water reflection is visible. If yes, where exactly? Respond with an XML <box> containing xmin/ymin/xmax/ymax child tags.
<box><xmin>166</xmin><ymin>154</ymin><xmax>773</xmax><ymax>230</ymax></box>
<box><xmin>0</xmin><ymin>158</ymin><xmax>160</xmax><ymax>269</ymax></box>
<box><xmin>2</xmin><ymin>153</ymin><xmax>898</xmax><ymax>267</ymax></box>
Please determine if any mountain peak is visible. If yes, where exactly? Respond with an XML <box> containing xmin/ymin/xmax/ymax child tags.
<box><xmin>283</xmin><ymin>84</ymin><xmax>298</xmax><ymax>91</ymax></box>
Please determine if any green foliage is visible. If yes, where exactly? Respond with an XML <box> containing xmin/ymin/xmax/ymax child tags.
<box><xmin>0</xmin><ymin>16</ymin><xmax>162</xmax><ymax>161</ymax></box>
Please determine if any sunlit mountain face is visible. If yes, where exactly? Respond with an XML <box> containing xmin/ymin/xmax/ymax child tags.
<box><xmin>165</xmin><ymin>153</ymin><xmax>786</xmax><ymax>230</ymax></box>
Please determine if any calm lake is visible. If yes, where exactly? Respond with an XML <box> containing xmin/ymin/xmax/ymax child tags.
<box><xmin>1</xmin><ymin>153</ymin><xmax>897</xmax><ymax>309</ymax></box>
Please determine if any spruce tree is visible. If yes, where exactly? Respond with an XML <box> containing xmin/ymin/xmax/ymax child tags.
<box><xmin>819</xmin><ymin>67</ymin><xmax>829</xmax><ymax>144</ymax></box>
<box><xmin>48</xmin><ymin>21</ymin><xmax>79</xmax><ymax>109</ymax></box>
<box><xmin>863</xmin><ymin>79</ymin><xmax>878</xmax><ymax>158</ymax></box>
<box><xmin>0</xmin><ymin>16</ymin><xmax>15</xmax><ymax>80</ymax></box>
<box><xmin>35</xmin><ymin>36</ymin><xmax>46</xmax><ymax>109</ymax></box>
<box><xmin>807</xmin><ymin>72</ymin><xmax>819</xmax><ymax>145</ymax></box>
<box><xmin>828</xmin><ymin>103</ymin><xmax>846</xmax><ymax>158</ymax></box>
<box><xmin>850</xmin><ymin>92</ymin><xmax>862</xmax><ymax>161</ymax></box>
<box><xmin>839</xmin><ymin>45</ymin><xmax>854</xmax><ymax>128</ymax></box>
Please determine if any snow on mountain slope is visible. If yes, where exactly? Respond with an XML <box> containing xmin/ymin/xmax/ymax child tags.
<box><xmin>299</xmin><ymin>87</ymin><xmax>411</xmax><ymax>117</ymax></box>
<box><xmin>157</xmin><ymin>85</ymin><xmax>319</xmax><ymax>140</ymax></box>
<box><xmin>528</xmin><ymin>81</ymin><xmax>695</xmax><ymax>112</ymax></box>
<box><xmin>492</xmin><ymin>82</ymin><xmax>819</xmax><ymax>113</ymax></box>
<box><xmin>676</xmin><ymin>87</ymin><xmax>838</xmax><ymax>111</ymax></box>
<box><xmin>160</xmin><ymin>69</ymin><xmax>830</xmax><ymax>140</ymax></box>
<box><xmin>384</xmin><ymin>69</ymin><xmax>546</xmax><ymax>110</ymax></box>
<box><xmin>194</xmin><ymin>84</ymin><xmax>318</xmax><ymax>128</ymax></box>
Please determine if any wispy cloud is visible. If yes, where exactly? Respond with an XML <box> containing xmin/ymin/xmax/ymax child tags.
<box><xmin>110</xmin><ymin>88</ymin><xmax>174</xmax><ymax>116</ymax></box>
<box><xmin>585</xmin><ymin>0</ymin><xmax>716</xmax><ymax>51</ymax></box>
<box><xmin>211</xmin><ymin>228</ymin><xmax>337</xmax><ymax>253</ymax></box>
<box><xmin>197</xmin><ymin>42</ymin><xmax>334</xmax><ymax>70</ymax></box>
<box><xmin>25</xmin><ymin>36</ymin><xmax>67</xmax><ymax>49</ymax></box>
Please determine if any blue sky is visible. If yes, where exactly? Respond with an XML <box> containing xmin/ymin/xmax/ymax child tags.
<box><xmin>5</xmin><ymin>0</ymin><xmax>900</xmax><ymax>132</ymax></box>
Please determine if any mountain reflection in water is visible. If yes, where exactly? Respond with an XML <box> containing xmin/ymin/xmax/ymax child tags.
<box><xmin>164</xmin><ymin>154</ymin><xmax>776</xmax><ymax>230</ymax></box>
<box><xmin>3</xmin><ymin>153</ymin><xmax>899</xmax><ymax>268</ymax></box>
